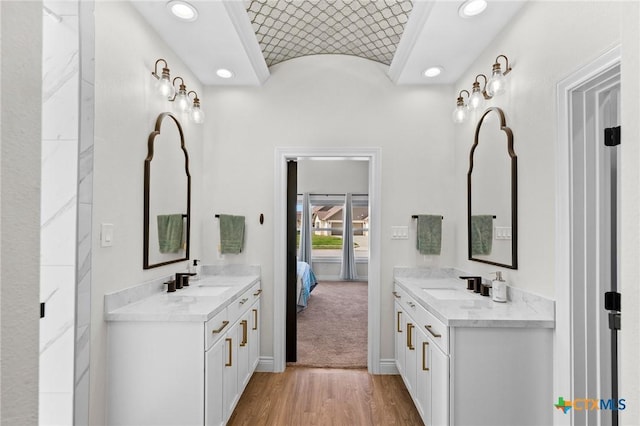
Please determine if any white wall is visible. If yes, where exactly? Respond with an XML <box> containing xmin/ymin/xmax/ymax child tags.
<box><xmin>451</xmin><ymin>1</ymin><xmax>639</xmax><ymax>422</ymax></box>
<box><xmin>91</xmin><ymin>2</ymin><xmax>204</xmax><ymax>424</ymax></box>
<box><xmin>0</xmin><ymin>1</ymin><xmax>42</xmax><ymax>424</ymax></box>
<box><xmin>298</xmin><ymin>159</ymin><xmax>369</xmax><ymax>194</ymax></box>
<box><xmin>202</xmin><ymin>54</ymin><xmax>456</xmax><ymax>363</ymax></box>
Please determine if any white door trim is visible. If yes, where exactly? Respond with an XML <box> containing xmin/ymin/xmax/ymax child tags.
<box><xmin>273</xmin><ymin>147</ymin><xmax>382</xmax><ymax>373</ymax></box>
<box><xmin>555</xmin><ymin>45</ymin><xmax>621</xmax><ymax>426</ymax></box>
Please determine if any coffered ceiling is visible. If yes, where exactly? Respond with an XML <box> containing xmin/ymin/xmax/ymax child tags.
<box><xmin>131</xmin><ymin>0</ymin><xmax>526</xmax><ymax>86</ymax></box>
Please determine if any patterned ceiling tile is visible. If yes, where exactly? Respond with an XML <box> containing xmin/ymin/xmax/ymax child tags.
<box><xmin>246</xmin><ymin>0</ymin><xmax>414</xmax><ymax>67</ymax></box>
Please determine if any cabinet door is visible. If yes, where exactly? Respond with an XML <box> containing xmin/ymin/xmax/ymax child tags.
<box><xmin>223</xmin><ymin>322</ymin><xmax>239</xmax><ymax>421</ymax></box>
<box><xmin>404</xmin><ymin>318</ymin><xmax>417</xmax><ymax>395</ymax></box>
<box><xmin>415</xmin><ymin>328</ymin><xmax>432</xmax><ymax>423</ymax></box>
<box><xmin>237</xmin><ymin>312</ymin><xmax>251</xmax><ymax>391</ymax></box>
<box><xmin>430</xmin><ymin>342</ymin><xmax>449</xmax><ymax>426</ymax></box>
<box><xmin>395</xmin><ymin>301</ymin><xmax>405</xmax><ymax>376</ymax></box>
<box><xmin>249</xmin><ymin>299</ymin><xmax>261</xmax><ymax>372</ymax></box>
<box><xmin>416</xmin><ymin>326</ymin><xmax>449</xmax><ymax>426</ymax></box>
<box><xmin>205</xmin><ymin>337</ymin><xmax>226</xmax><ymax>426</ymax></box>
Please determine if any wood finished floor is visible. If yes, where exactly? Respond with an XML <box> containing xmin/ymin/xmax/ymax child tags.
<box><xmin>227</xmin><ymin>366</ymin><xmax>423</xmax><ymax>426</ymax></box>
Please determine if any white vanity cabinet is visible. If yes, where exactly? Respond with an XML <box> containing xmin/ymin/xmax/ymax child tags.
<box><xmin>107</xmin><ymin>279</ymin><xmax>261</xmax><ymax>426</ymax></box>
<box><xmin>394</xmin><ymin>287</ymin><xmax>449</xmax><ymax>426</ymax></box>
<box><xmin>393</xmin><ymin>281</ymin><xmax>553</xmax><ymax>426</ymax></box>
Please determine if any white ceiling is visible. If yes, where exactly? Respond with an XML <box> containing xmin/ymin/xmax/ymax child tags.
<box><xmin>131</xmin><ymin>0</ymin><xmax>526</xmax><ymax>87</ymax></box>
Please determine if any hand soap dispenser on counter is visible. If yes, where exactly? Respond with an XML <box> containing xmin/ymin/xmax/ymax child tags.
<box><xmin>188</xmin><ymin>259</ymin><xmax>201</xmax><ymax>280</ymax></box>
<box><xmin>492</xmin><ymin>271</ymin><xmax>507</xmax><ymax>303</ymax></box>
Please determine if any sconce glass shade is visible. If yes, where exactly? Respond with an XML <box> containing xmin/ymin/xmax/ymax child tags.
<box><xmin>175</xmin><ymin>89</ymin><xmax>190</xmax><ymax>113</ymax></box>
<box><xmin>487</xmin><ymin>67</ymin><xmax>507</xmax><ymax>97</ymax></box>
<box><xmin>452</xmin><ymin>104</ymin><xmax>468</xmax><ymax>124</ymax></box>
<box><xmin>155</xmin><ymin>73</ymin><xmax>175</xmax><ymax>99</ymax></box>
<box><xmin>190</xmin><ymin>104</ymin><xmax>204</xmax><ymax>124</ymax></box>
<box><xmin>469</xmin><ymin>86</ymin><xmax>485</xmax><ymax>110</ymax></box>
<box><xmin>188</xmin><ymin>91</ymin><xmax>204</xmax><ymax>124</ymax></box>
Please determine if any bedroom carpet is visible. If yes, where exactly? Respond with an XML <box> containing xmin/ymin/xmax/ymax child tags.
<box><xmin>295</xmin><ymin>281</ymin><xmax>368</xmax><ymax>368</ymax></box>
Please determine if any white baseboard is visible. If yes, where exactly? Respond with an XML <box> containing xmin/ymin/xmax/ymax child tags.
<box><xmin>378</xmin><ymin>358</ymin><xmax>399</xmax><ymax>375</ymax></box>
<box><xmin>256</xmin><ymin>356</ymin><xmax>275</xmax><ymax>372</ymax></box>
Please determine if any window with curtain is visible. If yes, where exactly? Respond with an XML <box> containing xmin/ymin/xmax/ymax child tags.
<box><xmin>296</xmin><ymin>194</ymin><xmax>369</xmax><ymax>259</ymax></box>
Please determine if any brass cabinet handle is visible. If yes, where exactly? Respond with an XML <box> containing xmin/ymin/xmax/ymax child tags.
<box><xmin>211</xmin><ymin>320</ymin><xmax>229</xmax><ymax>334</ymax></box>
<box><xmin>240</xmin><ymin>320</ymin><xmax>248</xmax><ymax>347</ymax></box>
<box><xmin>252</xmin><ymin>308</ymin><xmax>258</xmax><ymax>330</ymax></box>
<box><xmin>392</xmin><ymin>291</ymin><xmax>401</xmax><ymax>299</ymax></box>
<box><xmin>239</xmin><ymin>297</ymin><xmax>249</xmax><ymax>305</ymax></box>
<box><xmin>225</xmin><ymin>338</ymin><xmax>233</xmax><ymax>367</ymax></box>
<box><xmin>425</xmin><ymin>325</ymin><xmax>442</xmax><ymax>338</ymax></box>
<box><xmin>406</xmin><ymin>301</ymin><xmax>415</xmax><ymax>308</ymax></box>
<box><xmin>406</xmin><ymin>323</ymin><xmax>415</xmax><ymax>350</ymax></box>
<box><xmin>253</xmin><ymin>289</ymin><xmax>262</xmax><ymax>296</ymax></box>
<box><xmin>422</xmin><ymin>341</ymin><xmax>429</xmax><ymax>371</ymax></box>
<box><xmin>397</xmin><ymin>311</ymin><xmax>402</xmax><ymax>333</ymax></box>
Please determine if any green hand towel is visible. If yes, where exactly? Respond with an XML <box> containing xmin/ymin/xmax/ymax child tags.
<box><xmin>220</xmin><ymin>214</ymin><xmax>245</xmax><ymax>254</ymax></box>
<box><xmin>157</xmin><ymin>214</ymin><xmax>184</xmax><ymax>253</ymax></box>
<box><xmin>416</xmin><ymin>215</ymin><xmax>442</xmax><ymax>255</ymax></box>
<box><xmin>471</xmin><ymin>215</ymin><xmax>494</xmax><ymax>255</ymax></box>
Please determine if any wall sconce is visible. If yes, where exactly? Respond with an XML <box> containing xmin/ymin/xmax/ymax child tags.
<box><xmin>453</xmin><ymin>54</ymin><xmax>512</xmax><ymax>123</ymax></box>
<box><xmin>151</xmin><ymin>58</ymin><xmax>204</xmax><ymax>124</ymax></box>
<box><xmin>188</xmin><ymin>91</ymin><xmax>204</xmax><ymax>124</ymax></box>
<box><xmin>486</xmin><ymin>55</ymin><xmax>511</xmax><ymax>97</ymax></box>
<box><xmin>452</xmin><ymin>90</ymin><xmax>470</xmax><ymax>124</ymax></box>
<box><xmin>152</xmin><ymin>59</ymin><xmax>175</xmax><ymax>99</ymax></box>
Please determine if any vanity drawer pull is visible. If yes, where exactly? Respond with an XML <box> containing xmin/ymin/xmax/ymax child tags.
<box><xmin>397</xmin><ymin>311</ymin><xmax>402</xmax><ymax>333</ymax></box>
<box><xmin>239</xmin><ymin>297</ymin><xmax>249</xmax><ymax>305</ymax></box>
<box><xmin>425</xmin><ymin>325</ymin><xmax>442</xmax><ymax>338</ymax></box>
<box><xmin>406</xmin><ymin>323</ymin><xmax>415</xmax><ymax>350</ymax></box>
<box><xmin>240</xmin><ymin>320</ymin><xmax>248</xmax><ymax>347</ymax></box>
<box><xmin>406</xmin><ymin>301</ymin><xmax>415</xmax><ymax>308</ymax></box>
<box><xmin>211</xmin><ymin>320</ymin><xmax>229</xmax><ymax>334</ymax></box>
<box><xmin>422</xmin><ymin>342</ymin><xmax>429</xmax><ymax>371</ymax></box>
<box><xmin>253</xmin><ymin>289</ymin><xmax>262</xmax><ymax>296</ymax></box>
<box><xmin>252</xmin><ymin>309</ymin><xmax>258</xmax><ymax>330</ymax></box>
<box><xmin>225</xmin><ymin>338</ymin><xmax>233</xmax><ymax>367</ymax></box>
<box><xmin>392</xmin><ymin>291</ymin><xmax>401</xmax><ymax>299</ymax></box>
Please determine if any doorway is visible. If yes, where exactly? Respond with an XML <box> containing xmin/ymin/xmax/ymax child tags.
<box><xmin>293</xmin><ymin>159</ymin><xmax>370</xmax><ymax>367</ymax></box>
<box><xmin>556</xmin><ymin>46</ymin><xmax>621</xmax><ymax>426</ymax></box>
<box><xmin>274</xmin><ymin>147</ymin><xmax>382</xmax><ymax>373</ymax></box>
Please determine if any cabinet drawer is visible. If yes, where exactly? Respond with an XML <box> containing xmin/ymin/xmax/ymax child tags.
<box><xmin>228</xmin><ymin>282</ymin><xmax>261</xmax><ymax>322</ymax></box>
<box><xmin>415</xmin><ymin>305</ymin><xmax>448</xmax><ymax>354</ymax></box>
<box><xmin>205</xmin><ymin>308</ymin><xmax>229</xmax><ymax>350</ymax></box>
<box><xmin>393</xmin><ymin>284</ymin><xmax>449</xmax><ymax>354</ymax></box>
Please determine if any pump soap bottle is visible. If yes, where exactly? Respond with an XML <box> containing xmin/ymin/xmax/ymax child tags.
<box><xmin>492</xmin><ymin>271</ymin><xmax>507</xmax><ymax>303</ymax></box>
<box><xmin>189</xmin><ymin>259</ymin><xmax>201</xmax><ymax>280</ymax></box>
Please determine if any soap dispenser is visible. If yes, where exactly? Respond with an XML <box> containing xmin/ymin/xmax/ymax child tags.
<box><xmin>189</xmin><ymin>259</ymin><xmax>201</xmax><ymax>280</ymax></box>
<box><xmin>492</xmin><ymin>271</ymin><xmax>507</xmax><ymax>303</ymax></box>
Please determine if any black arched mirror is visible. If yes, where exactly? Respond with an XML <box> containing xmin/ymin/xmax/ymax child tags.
<box><xmin>144</xmin><ymin>112</ymin><xmax>191</xmax><ymax>269</ymax></box>
<box><xmin>467</xmin><ymin>107</ymin><xmax>517</xmax><ymax>269</ymax></box>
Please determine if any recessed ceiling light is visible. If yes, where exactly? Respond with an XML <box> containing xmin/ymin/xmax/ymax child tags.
<box><xmin>216</xmin><ymin>68</ymin><xmax>234</xmax><ymax>79</ymax></box>
<box><xmin>423</xmin><ymin>66</ymin><xmax>443</xmax><ymax>78</ymax></box>
<box><xmin>458</xmin><ymin>0</ymin><xmax>488</xmax><ymax>18</ymax></box>
<box><xmin>167</xmin><ymin>0</ymin><xmax>198</xmax><ymax>22</ymax></box>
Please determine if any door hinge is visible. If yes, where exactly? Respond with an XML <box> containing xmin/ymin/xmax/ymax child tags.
<box><xmin>604</xmin><ymin>126</ymin><xmax>621</xmax><ymax>147</ymax></box>
<box><xmin>605</xmin><ymin>291</ymin><xmax>621</xmax><ymax>311</ymax></box>
<box><xmin>609</xmin><ymin>312</ymin><xmax>621</xmax><ymax>330</ymax></box>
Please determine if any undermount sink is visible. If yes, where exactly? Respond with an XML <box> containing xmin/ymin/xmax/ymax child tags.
<box><xmin>423</xmin><ymin>288</ymin><xmax>480</xmax><ymax>300</ymax></box>
<box><xmin>170</xmin><ymin>286</ymin><xmax>232</xmax><ymax>297</ymax></box>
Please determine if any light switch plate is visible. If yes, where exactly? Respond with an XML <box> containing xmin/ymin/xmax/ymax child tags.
<box><xmin>391</xmin><ymin>226</ymin><xmax>409</xmax><ymax>240</ymax></box>
<box><xmin>495</xmin><ymin>226</ymin><xmax>512</xmax><ymax>240</ymax></box>
<box><xmin>101</xmin><ymin>223</ymin><xmax>114</xmax><ymax>247</ymax></box>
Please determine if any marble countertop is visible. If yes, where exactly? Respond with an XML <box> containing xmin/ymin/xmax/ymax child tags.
<box><xmin>394</xmin><ymin>268</ymin><xmax>555</xmax><ymax>328</ymax></box>
<box><xmin>105</xmin><ymin>273</ymin><xmax>260</xmax><ymax>323</ymax></box>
